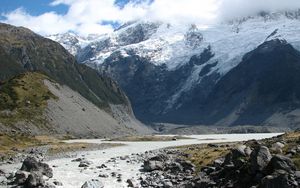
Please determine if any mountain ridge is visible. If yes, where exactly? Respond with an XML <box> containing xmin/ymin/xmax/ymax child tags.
<box><xmin>0</xmin><ymin>23</ymin><xmax>151</xmax><ymax>137</ymax></box>
<box><xmin>49</xmin><ymin>12</ymin><xmax>300</xmax><ymax>128</ymax></box>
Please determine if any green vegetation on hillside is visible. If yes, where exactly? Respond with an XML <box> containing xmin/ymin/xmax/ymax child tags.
<box><xmin>0</xmin><ymin>72</ymin><xmax>57</xmax><ymax>126</ymax></box>
<box><xmin>0</xmin><ymin>23</ymin><xmax>128</xmax><ymax>113</ymax></box>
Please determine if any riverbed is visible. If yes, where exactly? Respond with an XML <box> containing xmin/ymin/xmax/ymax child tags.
<box><xmin>0</xmin><ymin>133</ymin><xmax>282</xmax><ymax>188</ymax></box>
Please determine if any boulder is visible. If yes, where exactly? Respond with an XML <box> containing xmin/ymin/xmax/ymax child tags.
<box><xmin>271</xmin><ymin>142</ymin><xmax>285</xmax><ymax>153</ymax></box>
<box><xmin>81</xmin><ymin>179</ymin><xmax>104</xmax><ymax>188</ymax></box>
<box><xmin>267</xmin><ymin>155</ymin><xmax>296</xmax><ymax>173</ymax></box>
<box><xmin>143</xmin><ymin>160</ymin><xmax>164</xmax><ymax>172</ymax></box>
<box><xmin>98</xmin><ymin>173</ymin><xmax>109</xmax><ymax>178</ymax></box>
<box><xmin>14</xmin><ymin>170</ymin><xmax>30</xmax><ymax>184</ymax></box>
<box><xmin>166</xmin><ymin>162</ymin><xmax>183</xmax><ymax>173</ymax></box>
<box><xmin>126</xmin><ymin>179</ymin><xmax>135</xmax><ymax>187</ymax></box>
<box><xmin>232</xmin><ymin>145</ymin><xmax>247</xmax><ymax>159</ymax></box>
<box><xmin>21</xmin><ymin>157</ymin><xmax>53</xmax><ymax>178</ymax></box>
<box><xmin>250</xmin><ymin>146</ymin><xmax>272</xmax><ymax>172</ymax></box>
<box><xmin>260</xmin><ymin>170</ymin><xmax>296</xmax><ymax>188</ymax></box>
<box><xmin>25</xmin><ymin>172</ymin><xmax>46</xmax><ymax>188</ymax></box>
<box><xmin>149</xmin><ymin>154</ymin><xmax>169</xmax><ymax>162</ymax></box>
<box><xmin>79</xmin><ymin>160</ymin><xmax>93</xmax><ymax>168</ymax></box>
<box><xmin>213</xmin><ymin>158</ymin><xmax>224</xmax><ymax>168</ymax></box>
<box><xmin>179</xmin><ymin>160</ymin><xmax>196</xmax><ymax>172</ymax></box>
<box><xmin>53</xmin><ymin>180</ymin><xmax>63</xmax><ymax>186</ymax></box>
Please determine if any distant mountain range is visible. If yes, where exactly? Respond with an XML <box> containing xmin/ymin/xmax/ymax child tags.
<box><xmin>48</xmin><ymin>11</ymin><xmax>300</xmax><ymax>129</ymax></box>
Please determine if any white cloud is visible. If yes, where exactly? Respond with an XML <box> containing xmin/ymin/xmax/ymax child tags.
<box><xmin>218</xmin><ymin>0</ymin><xmax>300</xmax><ymax>21</ymax></box>
<box><xmin>1</xmin><ymin>0</ymin><xmax>300</xmax><ymax>36</ymax></box>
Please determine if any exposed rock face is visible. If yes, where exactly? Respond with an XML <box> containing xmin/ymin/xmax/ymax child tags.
<box><xmin>97</xmin><ymin>38</ymin><xmax>300</xmax><ymax>128</ymax></box>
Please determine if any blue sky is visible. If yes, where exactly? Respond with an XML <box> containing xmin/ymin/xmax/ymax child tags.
<box><xmin>0</xmin><ymin>0</ymin><xmax>68</xmax><ymax>16</ymax></box>
<box><xmin>0</xmin><ymin>0</ymin><xmax>142</xmax><ymax>16</ymax></box>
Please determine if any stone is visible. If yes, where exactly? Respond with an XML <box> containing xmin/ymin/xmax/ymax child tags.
<box><xmin>260</xmin><ymin>170</ymin><xmax>293</xmax><ymax>188</ymax></box>
<box><xmin>272</xmin><ymin>142</ymin><xmax>285</xmax><ymax>153</ymax></box>
<box><xmin>267</xmin><ymin>155</ymin><xmax>296</xmax><ymax>173</ymax></box>
<box><xmin>245</xmin><ymin>147</ymin><xmax>252</xmax><ymax>156</ymax></box>
<box><xmin>208</xmin><ymin>144</ymin><xmax>219</xmax><ymax>148</ymax></box>
<box><xmin>126</xmin><ymin>179</ymin><xmax>135</xmax><ymax>187</ymax></box>
<box><xmin>143</xmin><ymin>160</ymin><xmax>164</xmax><ymax>172</ymax></box>
<box><xmin>79</xmin><ymin>160</ymin><xmax>92</xmax><ymax>168</ymax></box>
<box><xmin>232</xmin><ymin>145</ymin><xmax>247</xmax><ymax>158</ymax></box>
<box><xmin>20</xmin><ymin>157</ymin><xmax>53</xmax><ymax>178</ymax></box>
<box><xmin>178</xmin><ymin>160</ymin><xmax>196</xmax><ymax>172</ymax></box>
<box><xmin>163</xmin><ymin>180</ymin><xmax>173</xmax><ymax>188</ymax></box>
<box><xmin>149</xmin><ymin>154</ymin><xmax>169</xmax><ymax>162</ymax></box>
<box><xmin>81</xmin><ymin>179</ymin><xmax>104</xmax><ymax>188</ymax></box>
<box><xmin>25</xmin><ymin>172</ymin><xmax>45</xmax><ymax>188</ymax></box>
<box><xmin>72</xmin><ymin>158</ymin><xmax>85</xmax><ymax>162</ymax></box>
<box><xmin>53</xmin><ymin>180</ymin><xmax>63</xmax><ymax>186</ymax></box>
<box><xmin>14</xmin><ymin>170</ymin><xmax>29</xmax><ymax>184</ymax></box>
<box><xmin>98</xmin><ymin>173</ymin><xmax>109</xmax><ymax>178</ymax></box>
<box><xmin>213</xmin><ymin>158</ymin><xmax>224</xmax><ymax>168</ymax></box>
<box><xmin>250</xmin><ymin>146</ymin><xmax>272</xmax><ymax>172</ymax></box>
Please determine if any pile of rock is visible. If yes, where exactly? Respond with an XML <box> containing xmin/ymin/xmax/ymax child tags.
<box><xmin>9</xmin><ymin>157</ymin><xmax>57</xmax><ymax>188</ymax></box>
<box><xmin>140</xmin><ymin>150</ymin><xmax>196</xmax><ymax>187</ymax></box>
<box><xmin>140</xmin><ymin>141</ymin><xmax>300</xmax><ymax>188</ymax></box>
<box><xmin>190</xmin><ymin>143</ymin><xmax>299</xmax><ymax>188</ymax></box>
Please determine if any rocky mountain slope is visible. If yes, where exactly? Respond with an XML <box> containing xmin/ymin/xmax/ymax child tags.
<box><xmin>0</xmin><ymin>23</ymin><xmax>151</xmax><ymax>137</ymax></box>
<box><xmin>50</xmin><ymin>11</ymin><xmax>300</xmax><ymax>128</ymax></box>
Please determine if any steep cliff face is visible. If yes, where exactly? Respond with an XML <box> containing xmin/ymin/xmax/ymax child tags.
<box><xmin>0</xmin><ymin>23</ymin><xmax>151</xmax><ymax>137</ymax></box>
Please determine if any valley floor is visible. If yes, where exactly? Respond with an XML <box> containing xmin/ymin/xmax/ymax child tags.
<box><xmin>0</xmin><ymin>133</ymin><xmax>281</xmax><ymax>188</ymax></box>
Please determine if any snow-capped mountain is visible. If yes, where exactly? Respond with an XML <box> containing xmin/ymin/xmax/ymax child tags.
<box><xmin>49</xmin><ymin>11</ymin><xmax>300</xmax><ymax>127</ymax></box>
<box><xmin>47</xmin><ymin>32</ymin><xmax>100</xmax><ymax>55</ymax></box>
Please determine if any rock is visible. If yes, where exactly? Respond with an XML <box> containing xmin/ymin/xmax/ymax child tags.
<box><xmin>213</xmin><ymin>158</ymin><xmax>224</xmax><ymax>168</ymax></box>
<box><xmin>167</xmin><ymin>162</ymin><xmax>183</xmax><ymax>173</ymax></box>
<box><xmin>272</xmin><ymin>142</ymin><xmax>285</xmax><ymax>153</ymax></box>
<box><xmin>25</xmin><ymin>172</ymin><xmax>45</xmax><ymax>188</ymax></box>
<box><xmin>194</xmin><ymin>177</ymin><xmax>216</xmax><ymax>188</ymax></box>
<box><xmin>14</xmin><ymin>170</ymin><xmax>29</xmax><ymax>184</ymax></box>
<box><xmin>126</xmin><ymin>179</ymin><xmax>134</xmax><ymax>187</ymax></box>
<box><xmin>72</xmin><ymin>158</ymin><xmax>85</xmax><ymax>162</ymax></box>
<box><xmin>232</xmin><ymin>145</ymin><xmax>247</xmax><ymax>167</ymax></box>
<box><xmin>97</xmin><ymin>164</ymin><xmax>107</xmax><ymax>169</ymax></box>
<box><xmin>208</xmin><ymin>144</ymin><xmax>218</xmax><ymax>148</ymax></box>
<box><xmin>163</xmin><ymin>180</ymin><xmax>173</xmax><ymax>188</ymax></box>
<box><xmin>53</xmin><ymin>180</ymin><xmax>63</xmax><ymax>186</ymax></box>
<box><xmin>260</xmin><ymin>170</ymin><xmax>295</xmax><ymax>188</ymax></box>
<box><xmin>20</xmin><ymin>157</ymin><xmax>53</xmax><ymax>178</ymax></box>
<box><xmin>81</xmin><ymin>179</ymin><xmax>104</xmax><ymax>188</ymax></box>
<box><xmin>223</xmin><ymin>152</ymin><xmax>233</xmax><ymax>166</ymax></box>
<box><xmin>245</xmin><ymin>147</ymin><xmax>252</xmax><ymax>156</ymax></box>
<box><xmin>98</xmin><ymin>173</ymin><xmax>109</xmax><ymax>178</ymax></box>
<box><xmin>143</xmin><ymin>160</ymin><xmax>164</xmax><ymax>172</ymax></box>
<box><xmin>179</xmin><ymin>160</ymin><xmax>196</xmax><ymax>172</ymax></box>
<box><xmin>267</xmin><ymin>155</ymin><xmax>296</xmax><ymax>173</ymax></box>
<box><xmin>287</xmin><ymin>149</ymin><xmax>297</xmax><ymax>156</ymax></box>
<box><xmin>250</xmin><ymin>146</ymin><xmax>272</xmax><ymax>172</ymax></box>
<box><xmin>79</xmin><ymin>160</ymin><xmax>92</xmax><ymax>168</ymax></box>
<box><xmin>233</xmin><ymin>145</ymin><xmax>247</xmax><ymax>158</ymax></box>
<box><xmin>149</xmin><ymin>154</ymin><xmax>169</xmax><ymax>162</ymax></box>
